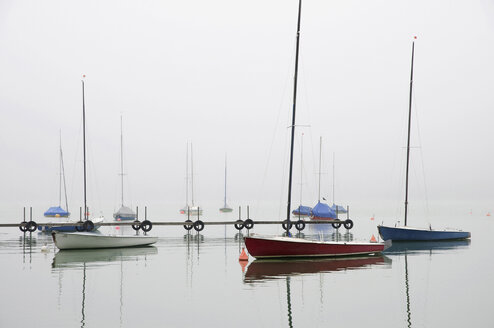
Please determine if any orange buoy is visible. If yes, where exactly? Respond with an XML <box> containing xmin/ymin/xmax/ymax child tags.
<box><xmin>239</xmin><ymin>247</ymin><xmax>248</xmax><ymax>261</ymax></box>
<box><xmin>370</xmin><ymin>217</ymin><xmax>375</xmax><ymax>221</ymax></box>
<box><xmin>370</xmin><ymin>234</ymin><xmax>377</xmax><ymax>243</ymax></box>
<box><xmin>487</xmin><ymin>212</ymin><xmax>491</xmax><ymax>217</ymax></box>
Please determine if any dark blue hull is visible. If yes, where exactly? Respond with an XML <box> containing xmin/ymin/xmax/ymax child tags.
<box><xmin>38</xmin><ymin>225</ymin><xmax>80</xmax><ymax>232</ymax></box>
<box><xmin>378</xmin><ymin>225</ymin><xmax>471</xmax><ymax>241</ymax></box>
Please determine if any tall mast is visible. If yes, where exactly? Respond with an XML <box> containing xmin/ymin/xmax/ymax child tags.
<box><xmin>404</xmin><ymin>38</ymin><xmax>415</xmax><ymax>226</ymax></box>
<box><xmin>224</xmin><ymin>153</ymin><xmax>227</xmax><ymax>207</ymax></box>
<box><xmin>318</xmin><ymin>136</ymin><xmax>322</xmax><ymax>202</ymax></box>
<box><xmin>286</xmin><ymin>0</ymin><xmax>303</xmax><ymax>230</ymax></box>
<box><xmin>58</xmin><ymin>130</ymin><xmax>62</xmax><ymax>207</ymax></box>
<box><xmin>185</xmin><ymin>142</ymin><xmax>189</xmax><ymax>207</ymax></box>
<box><xmin>299</xmin><ymin>133</ymin><xmax>303</xmax><ymax>206</ymax></box>
<box><xmin>332</xmin><ymin>152</ymin><xmax>335</xmax><ymax>205</ymax></box>
<box><xmin>82</xmin><ymin>77</ymin><xmax>87</xmax><ymax>221</ymax></box>
<box><xmin>120</xmin><ymin>115</ymin><xmax>124</xmax><ymax>207</ymax></box>
<box><xmin>59</xmin><ymin>130</ymin><xmax>69</xmax><ymax>212</ymax></box>
<box><xmin>191</xmin><ymin>143</ymin><xmax>194</xmax><ymax>206</ymax></box>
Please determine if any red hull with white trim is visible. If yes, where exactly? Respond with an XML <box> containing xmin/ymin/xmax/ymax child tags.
<box><xmin>244</xmin><ymin>234</ymin><xmax>387</xmax><ymax>259</ymax></box>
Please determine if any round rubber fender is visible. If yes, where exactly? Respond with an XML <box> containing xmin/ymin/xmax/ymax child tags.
<box><xmin>132</xmin><ymin>220</ymin><xmax>141</xmax><ymax>231</ymax></box>
<box><xmin>244</xmin><ymin>219</ymin><xmax>254</xmax><ymax>230</ymax></box>
<box><xmin>193</xmin><ymin>220</ymin><xmax>204</xmax><ymax>232</ymax></box>
<box><xmin>83</xmin><ymin>220</ymin><xmax>95</xmax><ymax>232</ymax></box>
<box><xmin>183</xmin><ymin>219</ymin><xmax>193</xmax><ymax>231</ymax></box>
<box><xmin>234</xmin><ymin>220</ymin><xmax>244</xmax><ymax>230</ymax></box>
<box><xmin>27</xmin><ymin>220</ymin><xmax>37</xmax><ymax>232</ymax></box>
<box><xmin>282</xmin><ymin>220</ymin><xmax>293</xmax><ymax>230</ymax></box>
<box><xmin>344</xmin><ymin>219</ymin><xmax>354</xmax><ymax>230</ymax></box>
<box><xmin>332</xmin><ymin>222</ymin><xmax>341</xmax><ymax>229</ymax></box>
<box><xmin>19</xmin><ymin>222</ymin><xmax>28</xmax><ymax>232</ymax></box>
<box><xmin>140</xmin><ymin>220</ymin><xmax>152</xmax><ymax>232</ymax></box>
<box><xmin>295</xmin><ymin>219</ymin><xmax>305</xmax><ymax>231</ymax></box>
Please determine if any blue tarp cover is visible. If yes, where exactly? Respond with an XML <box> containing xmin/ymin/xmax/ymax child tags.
<box><xmin>311</xmin><ymin>202</ymin><xmax>336</xmax><ymax>218</ymax></box>
<box><xmin>292</xmin><ymin>205</ymin><xmax>312</xmax><ymax>216</ymax></box>
<box><xmin>44</xmin><ymin>206</ymin><xmax>70</xmax><ymax>217</ymax></box>
<box><xmin>331</xmin><ymin>204</ymin><xmax>347</xmax><ymax>213</ymax></box>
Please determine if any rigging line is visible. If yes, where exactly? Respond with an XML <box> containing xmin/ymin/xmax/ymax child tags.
<box><xmin>60</xmin><ymin>139</ymin><xmax>69</xmax><ymax>212</ymax></box>
<box><xmin>68</xmin><ymin>115</ymin><xmax>83</xmax><ymax>214</ymax></box>
<box><xmin>412</xmin><ymin>91</ymin><xmax>430</xmax><ymax>221</ymax></box>
<box><xmin>255</xmin><ymin>47</ymin><xmax>294</xmax><ymax>213</ymax></box>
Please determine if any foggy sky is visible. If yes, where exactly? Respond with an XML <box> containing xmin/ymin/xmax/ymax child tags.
<box><xmin>1</xmin><ymin>0</ymin><xmax>493</xmax><ymax>220</ymax></box>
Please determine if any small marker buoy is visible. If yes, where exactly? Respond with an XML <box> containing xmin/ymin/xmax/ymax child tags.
<box><xmin>487</xmin><ymin>212</ymin><xmax>491</xmax><ymax>217</ymax></box>
<box><xmin>41</xmin><ymin>244</ymin><xmax>49</xmax><ymax>252</ymax></box>
<box><xmin>239</xmin><ymin>247</ymin><xmax>248</xmax><ymax>261</ymax></box>
<box><xmin>370</xmin><ymin>217</ymin><xmax>375</xmax><ymax>221</ymax></box>
<box><xmin>370</xmin><ymin>234</ymin><xmax>377</xmax><ymax>243</ymax></box>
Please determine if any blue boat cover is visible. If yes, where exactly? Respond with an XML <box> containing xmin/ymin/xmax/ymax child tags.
<box><xmin>292</xmin><ymin>205</ymin><xmax>312</xmax><ymax>216</ymax></box>
<box><xmin>311</xmin><ymin>202</ymin><xmax>336</xmax><ymax>218</ymax></box>
<box><xmin>331</xmin><ymin>204</ymin><xmax>347</xmax><ymax>214</ymax></box>
<box><xmin>44</xmin><ymin>206</ymin><xmax>70</xmax><ymax>217</ymax></box>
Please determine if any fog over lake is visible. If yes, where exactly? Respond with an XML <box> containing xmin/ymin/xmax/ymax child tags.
<box><xmin>1</xmin><ymin>0</ymin><xmax>493</xmax><ymax>220</ymax></box>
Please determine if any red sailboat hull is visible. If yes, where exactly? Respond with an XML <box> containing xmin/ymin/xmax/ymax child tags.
<box><xmin>244</xmin><ymin>234</ymin><xmax>387</xmax><ymax>259</ymax></box>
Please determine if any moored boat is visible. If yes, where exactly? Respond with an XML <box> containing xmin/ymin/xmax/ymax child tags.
<box><xmin>245</xmin><ymin>234</ymin><xmax>389</xmax><ymax>259</ymax></box>
<box><xmin>52</xmin><ymin>231</ymin><xmax>158</xmax><ymax>250</ymax></box>
<box><xmin>378</xmin><ymin>225</ymin><xmax>470</xmax><ymax>242</ymax></box>
<box><xmin>377</xmin><ymin>38</ymin><xmax>470</xmax><ymax>242</ymax></box>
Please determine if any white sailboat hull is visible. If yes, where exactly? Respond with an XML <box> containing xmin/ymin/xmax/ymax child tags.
<box><xmin>52</xmin><ymin>231</ymin><xmax>158</xmax><ymax>250</ymax></box>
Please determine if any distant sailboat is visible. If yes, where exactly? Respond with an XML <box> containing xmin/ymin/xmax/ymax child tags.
<box><xmin>44</xmin><ymin>132</ymin><xmax>70</xmax><ymax>218</ymax></box>
<box><xmin>330</xmin><ymin>153</ymin><xmax>347</xmax><ymax>215</ymax></box>
<box><xmin>377</xmin><ymin>38</ymin><xmax>470</xmax><ymax>242</ymax></box>
<box><xmin>310</xmin><ymin>137</ymin><xmax>337</xmax><ymax>221</ymax></box>
<box><xmin>292</xmin><ymin>133</ymin><xmax>312</xmax><ymax>217</ymax></box>
<box><xmin>113</xmin><ymin>115</ymin><xmax>136</xmax><ymax>221</ymax></box>
<box><xmin>180</xmin><ymin>142</ymin><xmax>202</xmax><ymax>216</ymax></box>
<box><xmin>219</xmin><ymin>154</ymin><xmax>233</xmax><ymax>213</ymax></box>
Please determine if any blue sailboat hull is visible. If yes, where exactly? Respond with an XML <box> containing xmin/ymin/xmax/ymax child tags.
<box><xmin>378</xmin><ymin>225</ymin><xmax>471</xmax><ymax>241</ymax></box>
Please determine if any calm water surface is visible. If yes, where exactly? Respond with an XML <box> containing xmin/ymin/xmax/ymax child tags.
<box><xmin>1</xmin><ymin>214</ymin><xmax>492</xmax><ymax>327</ymax></box>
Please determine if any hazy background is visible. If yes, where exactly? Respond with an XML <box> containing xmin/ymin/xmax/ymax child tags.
<box><xmin>1</xmin><ymin>0</ymin><xmax>493</xmax><ymax>222</ymax></box>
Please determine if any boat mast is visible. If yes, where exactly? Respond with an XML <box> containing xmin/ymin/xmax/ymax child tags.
<box><xmin>224</xmin><ymin>153</ymin><xmax>227</xmax><ymax>207</ymax></box>
<box><xmin>318</xmin><ymin>136</ymin><xmax>322</xmax><ymax>202</ymax></box>
<box><xmin>299</xmin><ymin>133</ymin><xmax>303</xmax><ymax>206</ymax></box>
<box><xmin>120</xmin><ymin>115</ymin><xmax>124</xmax><ymax>207</ymax></box>
<box><xmin>59</xmin><ymin>131</ymin><xmax>69</xmax><ymax>212</ymax></box>
<box><xmin>58</xmin><ymin>130</ymin><xmax>62</xmax><ymax>207</ymax></box>
<box><xmin>191</xmin><ymin>143</ymin><xmax>194</xmax><ymax>206</ymax></box>
<box><xmin>404</xmin><ymin>38</ymin><xmax>415</xmax><ymax>226</ymax></box>
<box><xmin>185</xmin><ymin>142</ymin><xmax>189</xmax><ymax>208</ymax></box>
<box><xmin>332</xmin><ymin>152</ymin><xmax>335</xmax><ymax>205</ymax></box>
<box><xmin>82</xmin><ymin>77</ymin><xmax>87</xmax><ymax>221</ymax></box>
<box><xmin>286</xmin><ymin>0</ymin><xmax>303</xmax><ymax>232</ymax></box>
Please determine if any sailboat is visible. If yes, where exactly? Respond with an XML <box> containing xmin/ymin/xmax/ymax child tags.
<box><xmin>310</xmin><ymin>137</ymin><xmax>337</xmax><ymax>221</ymax></box>
<box><xmin>52</xmin><ymin>77</ymin><xmax>155</xmax><ymax>250</ymax></box>
<box><xmin>113</xmin><ymin>115</ymin><xmax>137</xmax><ymax>221</ymax></box>
<box><xmin>244</xmin><ymin>0</ymin><xmax>387</xmax><ymax>258</ymax></box>
<box><xmin>377</xmin><ymin>38</ymin><xmax>470</xmax><ymax>242</ymax></box>
<box><xmin>180</xmin><ymin>142</ymin><xmax>202</xmax><ymax>216</ymax></box>
<box><xmin>329</xmin><ymin>152</ymin><xmax>347</xmax><ymax>215</ymax></box>
<box><xmin>43</xmin><ymin>133</ymin><xmax>70</xmax><ymax>219</ymax></box>
<box><xmin>39</xmin><ymin>133</ymin><xmax>103</xmax><ymax>232</ymax></box>
<box><xmin>219</xmin><ymin>154</ymin><xmax>233</xmax><ymax>213</ymax></box>
<box><xmin>292</xmin><ymin>133</ymin><xmax>312</xmax><ymax>217</ymax></box>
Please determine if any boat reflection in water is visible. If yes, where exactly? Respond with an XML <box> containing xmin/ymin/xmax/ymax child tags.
<box><xmin>52</xmin><ymin>246</ymin><xmax>158</xmax><ymax>268</ymax></box>
<box><xmin>244</xmin><ymin>255</ymin><xmax>390</xmax><ymax>282</ymax></box>
<box><xmin>385</xmin><ymin>239</ymin><xmax>470</xmax><ymax>328</ymax></box>
<box><xmin>383</xmin><ymin>239</ymin><xmax>471</xmax><ymax>255</ymax></box>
